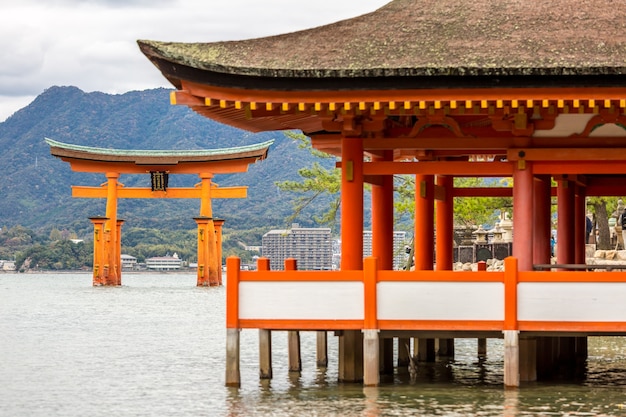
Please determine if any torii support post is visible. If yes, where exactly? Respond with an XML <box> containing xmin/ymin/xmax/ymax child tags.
<box><xmin>199</xmin><ymin>174</ymin><xmax>220</xmax><ymax>286</ymax></box>
<box><xmin>104</xmin><ymin>172</ymin><xmax>121</xmax><ymax>285</ymax></box>
<box><xmin>214</xmin><ymin>218</ymin><xmax>225</xmax><ymax>285</ymax></box>
<box><xmin>89</xmin><ymin>216</ymin><xmax>108</xmax><ymax>286</ymax></box>
<box><xmin>194</xmin><ymin>216</ymin><xmax>216</xmax><ymax>286</ymax></box>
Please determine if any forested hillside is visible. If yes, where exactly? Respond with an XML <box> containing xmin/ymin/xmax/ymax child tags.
<box><xmin>0</xmin><ymin>86</ymin><xmax>342</xmax><ymax>247</ymax></box>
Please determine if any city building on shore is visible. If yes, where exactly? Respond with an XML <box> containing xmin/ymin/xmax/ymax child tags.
<box><xmin>145</xmin><ymin>253</ymin><xmax>182</xmax><ymax>271</ymax></box>
<box><xmin>121</xmin><ymin>254</ymin><xmax>138</xmax><ymax>270</ymax></box>
<box><xmin>262</xmin><ymin>224</ymin><xmax>332</xmax><ymax>271</ymax></box>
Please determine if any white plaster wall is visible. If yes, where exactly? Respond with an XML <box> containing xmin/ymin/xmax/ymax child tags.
<box><xmin>239</xmin><ymin>281</ymin><xmax>364</xmax><ymax>320</ymax></box>
<box><xmin>377</xmin><ymin>282</ymin><xmax>504</xmax><ymax>320</ymax></box>
<box><xmin>519</xmin><ymin>282</ymin><xmax>626</xmax><ymax>321</ymax></box>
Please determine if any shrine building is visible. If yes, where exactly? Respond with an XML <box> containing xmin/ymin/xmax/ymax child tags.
<box><xmin>138</xmin><ymin>0</ymin><xmax>626</xmax><ymax>387</ymax></box>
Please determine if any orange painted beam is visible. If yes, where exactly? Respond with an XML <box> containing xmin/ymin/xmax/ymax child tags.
<box><xmin>63</xmin><ymin>158</ymin><xmax>255</xmax><ymax>174</ymax></box>
<box><xmin>72</xmin><ymin>186</ymin><xmax>247</xmax><ymax>199</ymax></box>
<box><xmin>509</xmin><ymin>148</ymin><xmax>626</xmax><ymax>161</ymax></box>
<box><xmin>181</xmin><ymin>80</ymin><xmax>626</xmax><ymax>106</ymax></box>
<box><xmin>363</xmin><ymin>161</ymin><xmax>513</xmax><ymax>176</ymax></box>
<box><xmin>533</xmin><ymin>161</ymin><xmax>626</xmax><ymax>175</ymax></box>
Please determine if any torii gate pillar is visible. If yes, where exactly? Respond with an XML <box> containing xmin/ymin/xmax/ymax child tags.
<box><xmin>89</xmin><ymin>216</ymin><xmax>108</xmax><ymax>286</ymax></box>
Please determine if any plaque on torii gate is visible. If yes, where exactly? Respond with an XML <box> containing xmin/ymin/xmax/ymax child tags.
<box><xmin>46</xmin><ymin>137</ymin><xmax>272</xmax><ymax>287</ymax></box>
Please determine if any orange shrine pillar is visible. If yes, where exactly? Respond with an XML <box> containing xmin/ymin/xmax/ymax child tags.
<box><xmin>435</xmin><ymin>174</ymin><xmax>454</xmax><ymax>358</ymax></box>
<box><xmin>414</xmin><ymin>174</ymin><xmax>434</xmax><ymax>270</ymax></box>
<box><xmin>214</xmin><ymin>218</ymin><xmax>225</xmax><ymax>285</ymax></box>
<box><xmin>339</xmin><ymin>136</ymin><xmax>364</xmax><ymax>383</ymax></box>
<box><xmin>414</xmin><ymin>174</ymin><xmax>435</xmax><ymax>362</ymax></box>
<box><xmin>340</xmin><ymin>137</ymin><xmax>364</xmax><ymax>270</ymax></box>
<box><xmin>513</xmin><ymin>163</ymin><xmax>533</xmax><ymax>271</ymax></box>
<box><xmin>371</xmin><ymin>151</ymin><xmax>394</xmax><ymax>270</ymax></box>
<box><xmin>533</xmin><ymin>175</ymin><xmax>552</xmax><ymax>264</ymax></box>
<box><xmin>435</xmin><ymin>175</ymin><xmax>454</xmax><ymax>270</ymax></box>
<box><xmin>104</xmin><ymin>172</ymin><xmax>120</xmax><ymax>285</ymax></box>
<box><xmin>89</xmin><ymin>216</ymin><xmax>108</xmax><ymax>286</ymax></box>
<box><xmin>115</xmin><ymin>219</ymin><xmax>124</xmax><ymax>286</ymax></box>
<box><xmin>194</xmin><ymin>216</ymin><xmax>212</xmax><ymax>286</ymax></box>
<box><xmin>574</xmin><ymin>185</ymin><xmax>587</xmax><ymax>264</ymax></box>
<box><xmin>371</xmin><ymin>151</ymin><xmax>394</xmax><ymax>376</ymax></box>
<box><xmin>199</xmin><ymin>173</ymin><xmax>219</xmax><ymax>286</ymax></box>
<box><xmin>556</xmin><ymin>178</ymin><xmax>575</xmax><ymax>264</ymax></box>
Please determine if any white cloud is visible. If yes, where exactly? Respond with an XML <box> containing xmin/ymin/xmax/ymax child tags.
<box><xmin>0</xmin><ymin>0</ymin><xmax>389</xmax><ymax>122</ymax></box>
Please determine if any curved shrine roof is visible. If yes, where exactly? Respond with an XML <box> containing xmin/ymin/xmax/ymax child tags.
<box><xmin>45</xmin><ymin>137</ymin><xmax>272</xmax><ymax>165</ymax></box>
<box><xmin>138</xmin><ymin>0</ymin><xmax>626</xmax><ymax>90</ymax></box>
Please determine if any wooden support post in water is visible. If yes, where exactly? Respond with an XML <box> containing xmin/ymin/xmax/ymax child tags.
<box><xmin>259</xmin><ymin>329</ymin><xmax>272</xmax><ymax>379</ymax></box>
<box><xmin>520</xmin><ymin>336</ymin><xmax>537</xmax><ymax>382</ymax></box>
<box><xmin>316</xmin><ymin>331</ymin><xmax>328</xmax><ymax>367</ymax></box>
<box><xmin>504</xmin><ymin>330</ymin><xmax>520</xmax><ymax>387</ymax></box>
<box><xmin>437</xmin><ymin>338</ymin><xmax>455</xmax><ymax>358</ymax></box>
<box><xmin>478</xmin><ymin>338</ymin><xmax>487</xmax><ymax>357</ymax></box>
<box><xmin>397</xmin><ymin>338</ymin><xmax>410</xmax><ymax>373</ymax></box>
<box><xmin>283</xmin><ymin>258</ymin><xmax>301</xmax><ymax>373</ymax></box>
<box><xmin>363</xmin><ymin>330</ymin><xmax>380</xmax><ymax>386</ymax></box>
<box><xmin>380</xmin><ymin>338</ymin><xmax>394</xmax><ymax>375</ymax></box>
<box><xmin>288</xmin><ymin>331</ymin><xmax>302</xmax><ymax>372</ymax></box>
<box><xmin>225</xmin><ymin>257</ymin><xmax>241</xmax><ymax>387</ymax></box>
<box><xmin>418</xmin><ymin>338</ymin><xmax>436</xmax><ymax>362</ymax></box>
<box><xmin>225</xmin><ymin>328</ymin><xmax>241</xmax><ymax>387</ymax></box>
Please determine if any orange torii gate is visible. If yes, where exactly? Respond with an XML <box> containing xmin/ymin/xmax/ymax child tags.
<box><xmin>46</xmin><ymin>138</ymin><xmax>272</xmax><ymax>287</ymax></box>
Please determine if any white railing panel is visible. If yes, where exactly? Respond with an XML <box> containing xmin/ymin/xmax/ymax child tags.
<box><xmin>519</xmin><ymin>282</ymin><xmax>626</xmax><ymax>321</ymax></box>
<box><xmin>239</xmin><ymin>281</ymin><xmax>364</xmax><ymax>320</ymax></box>
<box><xmin>378</xmin><ymin>282</ymin><xmax>504</xmax><ymax>320</ymax></box>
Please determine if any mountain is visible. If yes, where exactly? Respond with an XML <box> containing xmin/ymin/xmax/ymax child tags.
<box><xmin>0</xmin><ymin>86</ymin><xmax>343</xmax><ymax>238</ymax></box>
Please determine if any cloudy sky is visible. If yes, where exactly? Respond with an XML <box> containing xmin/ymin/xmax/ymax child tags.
<box><xmin>0</xmin><ymin>0</ymin><xmax>389</xmax><ymax>122</ymax></box>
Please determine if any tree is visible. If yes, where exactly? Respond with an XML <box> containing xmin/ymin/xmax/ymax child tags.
<box><xmin>275</xmin><ymin>131</ymin><xmax>341</xmax><ymax>230</ymax></box>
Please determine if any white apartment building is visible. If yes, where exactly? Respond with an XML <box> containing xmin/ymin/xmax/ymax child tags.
<box><xmin>262</xmin><ymin>224</ymin><xmax>332</xmax><ymax>271</ymax></box>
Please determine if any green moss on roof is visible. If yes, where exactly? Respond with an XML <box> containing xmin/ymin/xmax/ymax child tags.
<box><xmin>44</xmin><ymin>137</ymin><xmax>273</xmax><ymax>157</ymax></box>
<box><xmin>138</xmin><ymin>0</ymin><xmax>626</xmax><ymax>79</ymax></box>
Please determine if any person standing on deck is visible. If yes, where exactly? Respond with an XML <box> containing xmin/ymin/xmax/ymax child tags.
<box><xmin>586</xmin><ymin>216</ymin><xmax>593</xmax><ymax>244</ymax></box>
<box><xmin>619</xmin><ymin>208</ymin><xmax>626</xmax><ymax>248</ymax></box>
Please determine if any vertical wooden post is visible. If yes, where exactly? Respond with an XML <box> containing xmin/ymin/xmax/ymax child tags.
<box><xmin>194</xmin><ymin>216</ymin><xmax>211</xmax><ymax>286</ymax></box>
<box><xmin>115</xmin><ymin>220</ymin><xmax>124</xmax><ymax>285</ymax></box>
<box><xmin>436</xmin><ymin>175</ymin><xmax>454</xmax><ymax>270</ymax></box>
<box><xmin>519</xmin><ymin>337</ymin><xmax>537</xmax><ymax>382</ymax></box>
<box><xmin>89</xmin><ymin>216</ymin><xmax>108</xmax><ymax>286</ymax></box>
<box><xmin>414</xmin><ymin>174</ymin><xmax>434</xmax><ymax>270</ymax></box>
<box><xmin>533</xmin><ymin>175</ymin><xmax>552</xmax><ymax>264</ymax></box>
<box><xmin>256</xmin><ymin>257</ymin><xmax>272</xmax><ymax>379</ymax></box>
<box><xmin>557</xmin><ymin>179</ymin><xmax>575</xmax><ymax>264</ymax></box>
<box><xmin>340</xmin><ymin>136</ymin><xmax>364</xmax><ymax>270</ymax></box>
<box><xmin>371</xmin><ymin>152</ymin><xmax>394</xmax><ymax>270</ymax></box>
<box><xmin>316</xmin><ymin>332</ymin><xmax>328</xmax><ymax>367</ymax></box>
<box><xmin>259</xmin><ymin>329</ymin><xmax>272</xmax><ymax>379</ymax></box>
<box><xmin>104</xmin><ymin>172</ymin><xmax>119</xmax><ymax>285</ymax></box>
<box><xmin>284</xmin><ymin>258</ymin><xmax>301</xmax><ymax>372</ymax></box>
<box><xmin>503</xmin><ymin>256</ymin><xmax>519</xmax><ymax>387</ymax></box>
<box><xmin>339</xmin><ymin>136</ymin><xmax>364</xmax><ymax>382</ymax></box>
<box><xmin>575</xmin><ymin>185</ymin><xmax>587</xmax><ymax>264</ymax></box>
<box><xmin>225</xmin><ymin>256</ymin><xmax>241</xmax><ymax>387</ymax></box>
<box><xmin>363</xmin><ymin>257</ymin><xmax>379</xmax><ymax>386</ymax></box>
<box><xmin>436</xmin><ymin>175</ymin><xmax>455</xmax><ymax>358</ymax></box>
<box><xmin>199</xmin><ymin>173</ymin><xmax>219</xmax><ymax>285</ymax></box>
<box><xmin>214</xmin><ymin>219</ymin><xmax>225</xmax><ymax>285</ymax></box>
<box><xmin>512</xmin><ymin>162</ymin><xmax>533</xmax><ymax>271</ymax></box>
<box><xmin>478</xmin><ymin>338</ymin><xmax>487</xmax><ymax>357</ymax></box>
<box><xmin>397</xmin><ymin>338</ymin><xmax>410</xmax><ymax>371</ymax></box>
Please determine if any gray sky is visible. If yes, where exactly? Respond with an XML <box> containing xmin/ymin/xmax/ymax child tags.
<box><xmin>0</xmin><ymin>0</ymin><xmax>389</xmax><ymax>122</ymax></box>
